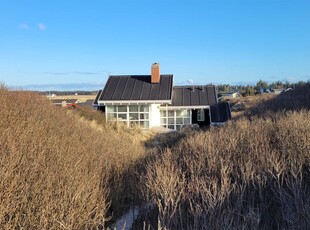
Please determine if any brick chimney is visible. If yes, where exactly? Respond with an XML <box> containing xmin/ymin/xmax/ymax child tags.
<box><xmin>151</xmin><ymin>63</ymin><xmax>160</xmax><ymax>83</ymax></box>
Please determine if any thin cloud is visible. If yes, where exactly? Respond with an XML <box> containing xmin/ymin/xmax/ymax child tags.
<box><xmin>74</xmin><ymin>72</ymin><xmax>99</xmax><ymax>75</ymax></box>
<box><xmin>45</xmin><ymin>71</ymin><xmax>99</xmax><ymax>75</ymax></box>
<box><xmin>45</xmin><ymin>72</ymin><xmax>70</xmax><ymax>75</ymax></box>
<box><xmin>186</xmin><ymin>79</ymin><xmax>194</xmax><ymax>85</ymax></box>
<box><xmin>17</xmin><ymin>82</ymin><xmax>104</xmax><ymax>91</ymax></box>
<box><xmin>19</xmin><ymin>24</ymin><xmax>29</xmax><ymax>30</ymax></box>
<box><xmin>38</xmin><ymin>23</ymin><xmax>46</xmax><ymax>31</ymax></box>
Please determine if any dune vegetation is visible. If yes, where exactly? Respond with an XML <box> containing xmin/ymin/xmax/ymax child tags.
<box><xmin>0</xmin><ymin>85</ymin><xmax>147</xmax><ymax>229</ymax></box>
<box><xmin>138</xmin><ymin>83</ymin><xmax>310</xmax><ymax>229</ymax></box>
<box><xmin>1</xmin><ymin>83</ymin><xmax>310</xmax><ymax>229</ymax></box>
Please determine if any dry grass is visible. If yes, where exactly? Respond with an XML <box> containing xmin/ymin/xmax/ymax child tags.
<box><xmin>0</xmin><ymin>86</ymin><xmax>147</xmax><ymax>229</ymax></box>
<box><xmin>140</xmin><ymin>84</ymin><xmax>310</xmax><ymax>229</ymax></box>
<box><xmin>2</xmin><ymin>83</ymin><xmax>310</xmax><ymax>229</ymax></box>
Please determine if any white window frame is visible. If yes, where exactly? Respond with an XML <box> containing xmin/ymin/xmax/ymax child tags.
<box><xmin>160</xmin><ymin>108</ymin><xmax>191</xmax><ymax>131</ymax></box>
<box><xmin>106</xmin><ymin>104</ymin><xmax>150</xmax><ymax>129</ymax></box>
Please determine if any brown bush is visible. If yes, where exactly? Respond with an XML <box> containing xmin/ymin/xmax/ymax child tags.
<box><xmin>0</xmin><ymin>88</ymin><xmax>146</xmax><ymax>229</ymax></box>
<box><xmin>141</xmin><ymin>85</ymin><xmax>310</xmax><ymax>229</ymax></box>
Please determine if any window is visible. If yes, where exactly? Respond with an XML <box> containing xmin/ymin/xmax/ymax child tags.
<box><xmin>160</xmin><ymin>109</ymin><xmax>191</xmax><ymax>130</ymax></box>
<box><xmin>106</xmin><ymin>105</ymin><xmax>150</xmax><ymax>129</ymax></box>
<box><xmin>197</xmin><ymin>109</ymin><xmax>205</xmax><ymax>121</ymax></box>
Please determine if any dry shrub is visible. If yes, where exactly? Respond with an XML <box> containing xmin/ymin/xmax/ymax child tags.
<box><xmin>142</xmin><ymin>85</ymin><xmax>310</xmax><ymax>229</ymax></box>
<box><xmin>0</xmin><ymin>88</ymin><xmax>146</xmax><ymax>229</ymax></box>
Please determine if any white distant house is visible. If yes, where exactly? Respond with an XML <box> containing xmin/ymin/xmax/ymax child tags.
<box><xmin>220</xmin><ymin>92</ymin><xmax>243</xmax><ymax>98</ymax></box>
<box><xmin>94</xmin><ymin>63</ymin><xmax>231</xmax><ymax>131</ymax></box>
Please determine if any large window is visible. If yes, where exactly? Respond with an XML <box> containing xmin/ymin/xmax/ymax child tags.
<box><xmin>160</xmin><ymin>109</ymin><xmax>191</xmax><ymax>131</ymax></box>
<box><xmin>106</xmin><ymin>105</ymin><xmax>150</xmax><ymax>129</ymax></box>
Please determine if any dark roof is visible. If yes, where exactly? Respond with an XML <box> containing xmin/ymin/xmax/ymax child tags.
<box><xmin>99</xmin><ymin>75</ymin><xmax>173</xmax><ymax>101</ymax></box>
<box><xmin>50</xmin><ymin>99</ymin><xmax>65</xmax><ymax>104</ymax></box>
<box><xmin>64</xmin><ymin>99</ymin><xmax>78</xmax><ymax>104</ymax></box>
<box><xmin>77</xmin><ymin>99</ymin><xmax>95</xmax><ymax>107</ymax></box>
<box><xmin>170</xmin><ymin>85</ymin><xmax>217</xmax><ymax>106</ymax></box>
<box><xmin>93</xmin><ymin>90</ymin><xmax>102</xmax><ymax>105</ymax></box>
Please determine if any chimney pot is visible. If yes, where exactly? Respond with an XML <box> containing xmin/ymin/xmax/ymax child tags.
<box><xmin>151</xmin><ymin>63</ymin><xmax>160</xmax><ymax>83</ymax></box>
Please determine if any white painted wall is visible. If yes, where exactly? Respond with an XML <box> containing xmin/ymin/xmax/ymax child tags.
<box><xmin>150</xmin><ymin>104</ymin><xmax>161</xmax><ymax>128</ymax></box>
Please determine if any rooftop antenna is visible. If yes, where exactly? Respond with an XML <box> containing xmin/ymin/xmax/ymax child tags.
<box><xmin>188</xmin><ymin>79</ymin><xmax>195</xmax><ymax>92</ymax></box>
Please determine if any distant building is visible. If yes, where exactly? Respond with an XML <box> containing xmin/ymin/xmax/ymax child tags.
<box><xmin>50</xmin><ymin>99</ymin><xmax>77</xmax><ymax>107</ymax></box>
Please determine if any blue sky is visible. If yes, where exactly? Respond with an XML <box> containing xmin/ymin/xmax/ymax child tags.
<box><xmin>1</xmin><ymin>0</ymin><xmax>310</xmax><ymax>90</ymax></box>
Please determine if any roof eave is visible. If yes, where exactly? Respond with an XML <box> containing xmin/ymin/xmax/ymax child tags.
<box><xmin>98</xmin><ymin>99</ymin><xmax>172</xmax><ymax>105</ymax></box>
<box><xmin>160</xmin><ymin>105</ymin><xmax>210</xmax><ymax>109</ymax></box>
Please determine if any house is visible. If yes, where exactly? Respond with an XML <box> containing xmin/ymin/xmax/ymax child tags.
<box><xmin>219</xmin><ymin>92</ymin><xmax>243</xmax><ymax>99</ymax></box>
<box><xmin>95</xmin><ymin>63</ymin><xmax>231</xmax><ymax>131</ymax></box>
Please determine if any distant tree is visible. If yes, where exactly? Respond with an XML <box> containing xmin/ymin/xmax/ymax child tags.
<box><xmin>241</xmin><ymin>85</ymin><xmax>256</xmax><ymax>96</ymax></box>
<box><xmin>255</xmin><ymin>80</ymin><xmax>268</xmax><ymax>91</ymax></box>
<box><xmin>296</xmin><ymin>80</ymin><xmax>306</xmax><ymax>86</ymax></box>
<box><xmin>283</xmin><ymin>81</ymin><xmax>292</xmax><ymax>89</ymax></box>
<box><xmin>217</xmin><ymin>84</ymin><xmax>232</xmax><ymax>93</ymax></box>
<box><xmin>269</xmin><ymin>81</ymin><xmax>283</xmax><ymax>89</ymax></box>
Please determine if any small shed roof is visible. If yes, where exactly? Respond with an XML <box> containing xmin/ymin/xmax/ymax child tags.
<box><xmin>170</xmin><ymin>85</ymin><xmax>217</xmax><ymax>106</ymax></box>
<box><xmin>93</xmin><ymin>90</ymin><xmax>102</xmax><ymax>106</ymax></box>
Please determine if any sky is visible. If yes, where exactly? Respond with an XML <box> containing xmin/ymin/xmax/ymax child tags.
<box><xmin>0</xmin><ymin>0</ymin><xmax>310</xmax><ymax>91</ymax></box>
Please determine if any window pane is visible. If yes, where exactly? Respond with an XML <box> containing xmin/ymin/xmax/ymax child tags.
<box><xmin>107</xmin><ymin>113</ymin><xmax>117</xmax><ymax>120</ymax></box>
<box><xmin>176</xmin><ymin>118</ymin><xmax>183</xmax><ymax>124</ymax></box>
<box><xmin>107</xmin><ymin>105</ymin><xmax>117</xmax><ymax>112</ymax></box>
<box><xmin>118</xmin><ymin>113</ymin><xmax>127</xmax><ymax>120</ymax></box>
<box><xmin>176</xmin><ymin>110</ymin><xmax>183</xmax><ymax>117</ymax></box>
<box><xmin>185</xmin><ymin>110</ymin><xmax>190</xmax><ymax>117</ymax></box>
<box><xmin>168</xmin><ymin>118</ymin><xmax>174</xmax><ymax>124</ymax></box>
<box><xmin>160</xmin><ymin>110</ymin><xmax>167</xmax><ymax>117</ymax></box>
<box><xmin>140</xmin><ymin>105</ymin><xmax>149</xmax><ymax>112</ymax></box>
<box><xmin>161</xmin><ymin>124</ymin><xmax>167</xmax><ymax>128</ymax></box>
<box><xmin>140</xmin><ymin>121</ymin><xmax>149</xmax><ymax>129</ymax></box>
<box><xmin>176</xmin><ymin>125</ymin><xmax>181</xmax><ymax>131</ymax></box>
<box><xmin>129</xmin><ymin>121</ymin><xmax>139</xmax><ymax>127</ymax></box>
<box><xmin>160</xmin><ymin>118</ymin><xmax>167</xmax><ymax>125</ymax></box>
<box><xmin>168</xmin><ymin>111</ymin><xmax>174</xmax><ymax>117</ymax></box>
<box><xmin>129</xmin><ymin>105</ymin><xmax>139</xmax><ymax>112</ymax></box>
<box><xmin>118</xmin><ymin>105</ymin><xmax>127</xmax><ymax>112</ymax></box>
<box><xmin>140</xmin><ymin>113</ymin><xmax>149</xmax><ymax>120</ymax></box>
<box><xmin>184</xmin><ymin>118</ymin><xmax>191</xmax><ymax>124</ymax></box>
<box><xmin>168</xmin><ymin>125</ymin><xmax>174</xmax><ymax>130</ymax></box>
<box><xmin>197</xmin><ymin>109</ymin><xmax>205</xmax><ymax>121</ymax></box>
<box><xmin>176</xmin><ymin>110</ymin><xmax>189</xmax><ymax>117</ymax></box>
<box><xmin>129</xmin><ymin>113</ymin><xmax>139</xmax><ymax>120</ymax></box>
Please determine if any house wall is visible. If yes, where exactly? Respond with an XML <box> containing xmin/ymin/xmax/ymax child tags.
<box><xmin>192</xmin><ymin>109</ymin><xmax>211</xmax><ymax>127</ymax></box>
<box><xmin>210</xmin><ymin>102</ymin><xmax>231</xmax><ymax>123</ymax></box>
<box><xmin>150</xmin><ymin>104</ymin><xmax>161</xmax><ymax>128</ymax></box>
